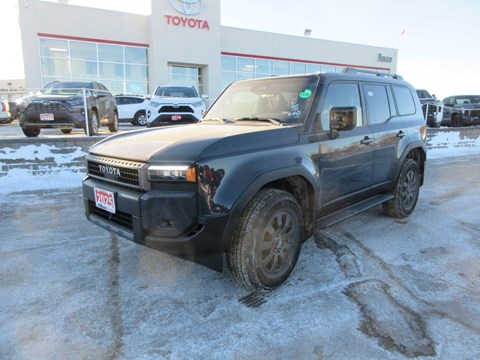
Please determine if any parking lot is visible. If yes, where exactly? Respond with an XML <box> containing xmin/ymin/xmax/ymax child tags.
<box><xmin>1</xmin><ymin>150</ymin><xmax>479</xmax><ymax>359</ymax></box>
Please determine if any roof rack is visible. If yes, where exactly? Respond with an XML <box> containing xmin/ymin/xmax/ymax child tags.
<box><xmin>342</xmin><ymin>67</ymin><xmax>403</xmax><ymax>80</ymax></box>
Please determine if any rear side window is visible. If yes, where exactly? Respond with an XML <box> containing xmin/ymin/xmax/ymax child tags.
<box><xmin>393</xmin><ymin>86</ymin><xmax>416</xmax><ymax>115</ymax></box>
<box><xmin>364</xmin><ymin>84</ymin><xmax>391</xmax><ymax>125</ymax></box>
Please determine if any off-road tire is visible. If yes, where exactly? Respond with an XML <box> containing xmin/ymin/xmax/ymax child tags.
<box><xmin>383</xmin><ymin>158</ymin><xmax>420</xmax><ymax>218</ymax></box>
<box><xmin>22</xmin><ymin>127</ymin><xmax>40</xmax><ymax>137</ymax></box>
<box><xmin>452</xmin><ymin>114</ymin><xmax>461</xmax><ymax>127</ymax></box>
<box><xmin>108</xmin><ymin>112</ymin><xmax>119</xmax><ymax>132</ymax></box>
<box><xmin>226</xmin><ymin>188</ymin><xmax>303</xmax><ymax>291</ymax></box>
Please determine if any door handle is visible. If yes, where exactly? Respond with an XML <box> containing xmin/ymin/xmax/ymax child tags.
<box><xmin>397</xmin><ymin>130</ymin><xmax>406</xmax><ymax>138</ymax></box>
<box><xmin>360</xmin><ymin>136</ymin><xmax>374</xmax><ymax>145</ymax></box>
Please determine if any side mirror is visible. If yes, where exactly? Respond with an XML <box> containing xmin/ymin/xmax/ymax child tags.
<box><xmin>330</xmin><ymin>106</ymin><xmax>357</xmax><ymax>132</ymax></box>
<box><xmin>202</xmin><ymin>94</ymin><xmax>209</xmax><ymax>100</ymax></box>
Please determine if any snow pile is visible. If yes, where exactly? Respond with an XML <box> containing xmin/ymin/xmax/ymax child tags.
<box><xmin>0</xmin><ymin>143</ymin><xmax>86</xmax><ymax>165</ymax></box>
<box><xmin>427</xmin><ymin>130</ymin><xmax>480</xmax><ymax>159</ymax></box>
<box><xmin>0</xmin><ymin>144</ymin><xmax>86</xmax><ymax>195</ymax></box>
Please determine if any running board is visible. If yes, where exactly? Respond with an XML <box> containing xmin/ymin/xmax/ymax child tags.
<box><xmin>316</xmin><ymin>194</ymin><xmax>394</xmax><ymax>229</ymax></box>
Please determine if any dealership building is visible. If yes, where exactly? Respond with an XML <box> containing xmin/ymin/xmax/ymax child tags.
<box><xmin>16</xmin><ymin>0</ymin><xmax>398</xmax><ymax>100</ymax></box>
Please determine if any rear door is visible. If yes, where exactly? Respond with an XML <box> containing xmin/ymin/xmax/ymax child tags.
<box><xmin>362</xmin><ymin>82</ymin><xmax>409</xmax><ymax>191</ymax></box>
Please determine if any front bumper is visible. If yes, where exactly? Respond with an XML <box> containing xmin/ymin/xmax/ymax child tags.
<box><xmin>19</xmin><ymin>108</ymin><xmax>86</xmax><ymax>129</ymax></box>
<box><xmin>146</xmin><ymin>113</ymin><xmax>200</xmax><ymax>127</ymax></box>
<box><xmin>82</xmin><ymin>177</ymin><xmax>228</xmax><ymax>271</ymax></box>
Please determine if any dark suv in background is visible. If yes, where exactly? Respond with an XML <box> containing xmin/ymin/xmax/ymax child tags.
<box><xmin>18</xmin><ymin>81</ymin><xmax>119</xmax><ymax>137</ymax></box>
<box><xmin>82</xmin><ymin>68</ymin><xmax>427</xmax><ymax>291</ymax></box>
<box><xmin>442</xmin><ymin>95</ymin><xmax>480</xmax><ymax>127</ymax></box>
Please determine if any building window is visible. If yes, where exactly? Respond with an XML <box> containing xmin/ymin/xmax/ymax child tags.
<box><xmin>38</xmin><ymin>37</ymin><xmax>149</xmax><ymax>95</ymax></box>
<box><xmin>168</xmin><ymin>65</ymin><xmax>204</xmax><ymax>94</ymax></box>
<box><xmin>220</xmin><ymin>55</ymin><xmax>346</xmax><ymax>90</ymax></box>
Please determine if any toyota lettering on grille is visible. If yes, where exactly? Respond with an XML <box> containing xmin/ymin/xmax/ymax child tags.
<box><xmin>99</xmin><ymin>164</ymin><xmax>121</xmax><ymax>176</ymax></box>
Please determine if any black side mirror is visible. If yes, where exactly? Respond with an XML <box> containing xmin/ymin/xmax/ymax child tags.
<box><xmin>330</xmin><ymin>106</ymin><xmax>357</xmax><ymax>133</ymax></box>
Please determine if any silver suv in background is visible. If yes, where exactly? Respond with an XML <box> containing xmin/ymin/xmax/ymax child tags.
<box><xmin>146</xmin><ymin>85</ymin><xmax>207</xmax><ymax>127</ymax></box>
<box><xmin>416</xmin><ymin>89</ymin><xmax>443</xmax><ymax>127</ymax></box>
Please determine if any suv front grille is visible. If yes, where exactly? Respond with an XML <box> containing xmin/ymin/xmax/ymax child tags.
<box><xmin>86</xmin><ymin>155</ymin><xmax>146</xmax><ymax>189</ymax></box>
<box><xmin>421</xmin><ymin>102</ymin><xmax>439</xmax><ymax>116</ymax></box>
<box><xmin>159</xmin><ymin>106</ymin><xmax>194</xmax><ymax>113</ymax></box>
<box><xmin>26</xmin><ymin>101</ymin><xmax>68</xmax><ymax>113</ymax></box>
<box><xmin>88</xmin><ymin>200</ymin><xmax>133</xmax><ymax>230</ymax></box>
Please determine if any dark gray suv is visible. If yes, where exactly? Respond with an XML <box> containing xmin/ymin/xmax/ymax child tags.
<box><xmin>83</xmin><ymin>68</ymin><xmax>427</xmax><ymax>291</ymax></box>
<box><xmin>18</xmin><ymin>81</ymin><xmax>119</xmax><ymax>137</ymax></box>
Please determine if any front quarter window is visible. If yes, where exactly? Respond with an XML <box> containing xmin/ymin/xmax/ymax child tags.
<box><xmin>205</xmin><ymin>75</ymin><xmax>319</xmax><ymax>124</ymax></box>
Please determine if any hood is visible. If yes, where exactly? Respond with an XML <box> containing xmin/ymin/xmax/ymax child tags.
<box><xmin>89</xmin><ymin>122</ymin><xmax>301</xmax><ymax>163</ymax></box>
<box><xmin>29</xmin><ymin>94</ymin><xmax>83</xmax><ymax>101</ymax></box>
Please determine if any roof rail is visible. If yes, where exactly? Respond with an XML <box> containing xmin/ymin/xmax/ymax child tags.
<box><xmin>342</xmin><ymin>67</ymin><xmax>403</xmax><ymax>80</ymax></box>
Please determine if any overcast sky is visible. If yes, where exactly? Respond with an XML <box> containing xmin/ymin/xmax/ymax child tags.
<box><xmin>2</xmin><ymin>0</ymin><xmax>479</xmax><ymax>99</ymax></box>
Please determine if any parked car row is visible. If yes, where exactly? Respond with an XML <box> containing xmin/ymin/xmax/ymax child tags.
<box><xmin>12</xmin><ymin>81</ymin><xmax>207</xmax><ymax>136</ymax></box>
<box><xmin>416</xmin><ymin>89</ymin><xmax>480</xmax><ymax>128</ymax></box>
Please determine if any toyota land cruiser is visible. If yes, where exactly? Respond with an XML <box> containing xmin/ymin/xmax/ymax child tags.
<box><xmin>82</xmin><ymin>68</ymin><xmax>427</xmax><ymax>291</ymax></box>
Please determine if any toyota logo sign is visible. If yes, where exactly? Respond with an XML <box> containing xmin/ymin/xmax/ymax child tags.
<box><xmin>169</xmin><ymin>0</ymin><xmax>205</xmax><ymax>16</ymax></box>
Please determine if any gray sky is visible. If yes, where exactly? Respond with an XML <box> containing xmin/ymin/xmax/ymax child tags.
<box><xmin>2</xmin><ymin>0</ymin><xmax>479</xmax><ymax>99</ymax></box>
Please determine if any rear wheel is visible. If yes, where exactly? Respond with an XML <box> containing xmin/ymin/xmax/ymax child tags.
<box><xmin>227</xmin><ymin>188</ymin><xmax>303</xmax><ymax>291</ymax></box>
<box><xmin>22</xmin><ymin>127</ymin><xmax>40</xmax><ymax>137</ymax></box>
<box><xmin>133</xmin><ymin>111</ymin><xmax>147</xmax><ymax>126</ymax></box>
<box><xmin>383</xmin><ymin>158</ymin><xmax>420</xmax><ymax>218</ymax></box>
<box><xmin>108</xmin><ymin>112</ymin><xmax>119</xmax><ymax>132</ymax></box>
<box><xmin>61</xmin><ymin>129</ymin><xmax>72</xmax><ymax>134</ymax></box>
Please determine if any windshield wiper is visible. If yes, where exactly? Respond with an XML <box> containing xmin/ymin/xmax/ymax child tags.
<box><xmin>234</xmin><ymin>117</ymin><xmax>282</xmax><ymax>125</ymax></box>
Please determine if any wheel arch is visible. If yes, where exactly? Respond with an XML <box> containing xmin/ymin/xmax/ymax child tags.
<box><xmin>395</xmin><ymin>144</ymin><xmax>426</xmax><ymax>188</ymax></box>
<box><xmin>218</xmin><ymin>166</ymin><xmax>317</xmax><ymax>252</ymax></box>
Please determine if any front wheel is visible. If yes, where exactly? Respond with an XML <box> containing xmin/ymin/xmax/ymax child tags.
<box><xmin>86</xmin><ymin>110</ymin><xmax>99</xmax><ymax>136</ymax></box>
<box><xmin>452</xmin><ymin>114</ymin><xmax>461</xmax><ymax>127</ymax></box>
<box><xmin>226</xmin><ymin>188</ymin><xmax>303</xmax><ymax>291</ymax></box>
<box><xmin>61</xmin><ymin>129</ymin><xmax>72</xmax><ymax>134</ymax></box>
<box><xmin>22</xmin><ymin>127</ymin><xmax>40</xmax><ymax>137</ymax></box>
<box><xmin>383</xmin><ymin>158</ymin><xmax>420</xmax><ymax>218</ymax></box>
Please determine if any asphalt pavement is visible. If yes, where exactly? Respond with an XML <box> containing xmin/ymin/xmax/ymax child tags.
<box><xmin>1</xmin><ymin>154</ymin><xmax>479</xmax><ymax>359</ymax></box>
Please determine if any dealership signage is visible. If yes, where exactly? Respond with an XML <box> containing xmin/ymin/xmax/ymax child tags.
<box><xmin>166</xmin><ymin>0</ymin><xmax>210</xmax><ymax>30</ymax></box>
<box><xmin>377</xmin><ymin>53</ymin><xmax>393</xmax><ymax>63</ymax></box>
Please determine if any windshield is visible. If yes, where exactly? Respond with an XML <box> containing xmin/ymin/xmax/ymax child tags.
<box><xmin>41</xmin><ymin>82</ymin><xmax>91</xmax><ymax>95</ymax></box>
<box><xmin>454</xmin><ymin>96</ymin><xmax>480</xmax><ymax>104</ymax></box>
<box><xmin>154</xmin><ymin>86</ymin><xmax>199</xmax><ymax>98</ymax></box>
<box><xmin>416</xmin><ymin>90</ymin><xmax>431</xmax><ymax>99</ymax></box>
<box><xmin>205</xmin><ymin>75</ymin><xmax>319</xmax><ymax>124</ymax></box>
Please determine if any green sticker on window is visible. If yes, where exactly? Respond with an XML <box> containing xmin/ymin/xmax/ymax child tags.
<box><xmin>299</xmin><ymin>89</ymin><xmax>312</xmax><ymax>99</ymax></box>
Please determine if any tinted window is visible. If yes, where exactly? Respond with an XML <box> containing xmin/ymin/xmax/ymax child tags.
<box><xmin>320</xmin><ymin>82</ymin><xmax>362</xmax><ymax>131</ymax></box>
<box><xmin>364</xmin><ymin>84</ymin><xmax>391</xmax><ymax>125</ymax></box>
<box><xmin>393</xmin><ymin>86</ymin><xmax>416</xmax><ymax>115</ymax></box>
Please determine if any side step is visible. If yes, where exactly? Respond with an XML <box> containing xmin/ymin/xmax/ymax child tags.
<box><xmin>316</xmin><ymin>194</ymin><xmax>394</xmax><ymax>229</ymax></box>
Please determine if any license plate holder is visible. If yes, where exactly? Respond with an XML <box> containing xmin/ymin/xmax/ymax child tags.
<box><xmin>171</xmin><ymin>114</ymin><xmax>182</xmax><ymax>121</ymax></box>
<box><xmin>94</xmin><ymin>188</ymin><xmax>116</xmax><ymax>214</ymax></box>
<box><xmin>40</xmin><ymin>113</ymin><xmax>54</xmax><ymax>121</ymax></box>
